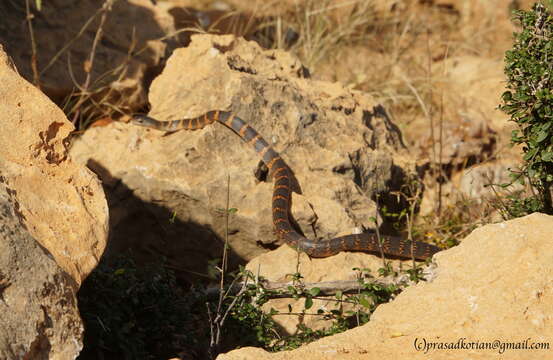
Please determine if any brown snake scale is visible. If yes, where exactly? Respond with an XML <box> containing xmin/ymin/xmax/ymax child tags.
<box><xmin>131</xmin><ymin>110</ymin><xmax>441</xmax><ymax>260</ymax></box>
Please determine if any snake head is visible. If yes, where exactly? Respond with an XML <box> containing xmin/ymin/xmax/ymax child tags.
<box><xmin>131</xmin><ymin>114</ymin><xmax>157</xmax><ymax>128</ymax></box>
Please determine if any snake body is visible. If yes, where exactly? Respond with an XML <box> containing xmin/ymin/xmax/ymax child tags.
<box><xmin>131</xmin><ymin>111</ymin><xmax>440</xmax><ymax>260</ymax></box>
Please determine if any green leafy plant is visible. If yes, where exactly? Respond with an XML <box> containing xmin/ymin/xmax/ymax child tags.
<box><xmin>221</xmin><ymin>267</ymin><xmax>405</xmax><ymax>352</ymax></box>
<box><xmin>78</xmin><ymin>255</ymin><xmax>200</xmax><ymax>360</ymax></box>
<box><xmin>77</xmin><ymin>255</ymin><xmax>426</xmax><ymax>358</ymax></box>
<box><xmin>500</xmin><ymin>2</ymin><xmax>553</xmax><ymax>215</ymax></box>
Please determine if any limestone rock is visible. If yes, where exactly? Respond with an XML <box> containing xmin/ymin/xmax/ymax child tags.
<box><xmin>0</xmin><ymin>0</ymin><xmax>290</xmax><ymax>115</ymax></box>
<box><xmin>412</xmin><ymin>56</ymin><xmax>513</xmax><ymax>215</ymax></box>
<box><xmin>0</xmin><ymin>0</ymin><xmax>169</xmax><ymax>108</ymax></box>
<box><xmin>168</xmin><ymin>5</ymin><xmax>270</xmax><ymax>48</ymax></box>
<box><xmin>218</xmin><ymin>213</ymin><xmax>553</xmax><ymax>360</ymax></box>
<box><xmin>70</xmin><ymin>34</ymin><xmax>413</xmax><ymax>281</ymax></box>
<box><xmin>0</xmin><ymin>180</ymin><xmax>83</xmax><ymax>360</ymax></box>
<box><xmin>411</xmin><ymin>56</ymin><xmax>502</xmax><ymax>170</ymax></box>
<box><xmin>454</xmin><ymin>159</ymin><xmax>523</xmax><ymax>202</ymax></box>
<box><xmin>0</xmin><ymin>46</ymin><xmax>108</xmax><ymax>284</ymax></box>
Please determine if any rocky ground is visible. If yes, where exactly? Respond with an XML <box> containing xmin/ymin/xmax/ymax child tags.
<box><xmin>0</xmin><ymin>0</ymin><xmax>552</xmax><ymax>359</ymax></box>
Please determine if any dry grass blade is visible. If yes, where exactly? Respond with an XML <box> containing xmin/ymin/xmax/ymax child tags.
<box><xmin>205</xmin><ymin>10</ymin><xmax>259</xmax><ymax>37</ymax></box>
<box><xmin>39</xmin><ymin>3</ymin><xmax>107</xmax><ymax>76</ymax></box>
<box><xmin>269</xmin><ymin>0</ymin><xmax>378</xmax><ymax>70</ymax></box>
<box><xmin>24</xmin><ymin>0</ymin><xmax>39</xmax><ymax>86</ymax></box>
<box><xmin>70</xmin><ymin>0</ymin><xmax>115</xmax><ymax>125</ymax></box>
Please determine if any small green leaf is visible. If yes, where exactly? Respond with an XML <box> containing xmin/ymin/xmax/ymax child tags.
<box><xmin>523</xmin><ymin>147</ymin><xmax>537</xmax><ymax>161</ymax></box>
<box><xmin>502</xmin><ymin>91</ymin><xmax>513</xmax><ymax>102</ymax></box>
<box><xmin>309</xmin><ymin>287</ymin><xmax>321</xmax><ymax>296</ymax></box>
<box><xmin>305</xmin><ymin>297</ymin><xmax>313</xmax><ymax>309</ymax></box>
<box><xmin>335</xmin><ymin>290</ymin><xmax>343</xmax><ymax>300</ymax></box>
<box><xmin>268</xmin><ymin>307</ymin><xmax>279</xmax><ymax>316</ymax></box>
<box><xmin>359</xmin><ymin>296</ymin><xmax>371</xmax><ymax>308</ymax></box>
<box><xmin>542</xmin><ymin>152</ymin><xmax>553</xmax><ymax>161</ymax></box>
<box><xmin>536</xmin><ymin>130</ymin><xmax>548</xmax><ymax>143</ymax></box>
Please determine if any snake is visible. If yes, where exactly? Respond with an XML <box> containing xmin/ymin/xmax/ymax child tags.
<box><xmin>131</xmin><ymin>110</ymin><xmax>441</xmax><ymax>260</ymax></box>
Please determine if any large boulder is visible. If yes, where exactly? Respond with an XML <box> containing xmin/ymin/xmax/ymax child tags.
<box><xmin>0</xmin><ymin>46</ymin><xmax>108</xmax><ymax>284</ymax></box>
<box><xmin>0</xmin><ymin>0</ymin><xmax>286</xmax><ymax>116</ymax></box>
<box><xmin>0</xmin><ymin>0</ymin><xmax>168</xmax><ymax>108</ymax></box>
<box><xmin>219</xmin><ymin>213</ymin><xmax>553</xmax><ymax>360</ymax></box>
<box><xmin>70</xmin><ymin>34</ymin><xmax>414</xmax><ymax>281</ymax></box>
<box><xmin>0</xmin><ymin>180</ymin><xmax>82</xmax><ymax>360</ymax></box>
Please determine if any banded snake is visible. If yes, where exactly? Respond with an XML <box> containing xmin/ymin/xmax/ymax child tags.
<box><xmin>131</xmin><ymin>111</ymin><xmax>441</xmax><ymax>260</ymax></box>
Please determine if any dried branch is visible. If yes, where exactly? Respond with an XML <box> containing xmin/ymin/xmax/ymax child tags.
<box><xmin>204</xmin><ymin>277</ymin><xmax>407</xmax><ymax>300</ymax></box>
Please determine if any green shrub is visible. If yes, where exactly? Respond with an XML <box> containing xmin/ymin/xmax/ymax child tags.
<box><xmin>77</xmin><ymin>255</ymin><xmax>198</xmax><ymax>360</ymax></box>
<box><xmin>500</xmin><ymin>2</ymin><xmax>553</xmax><ymax>215</ymax></box>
